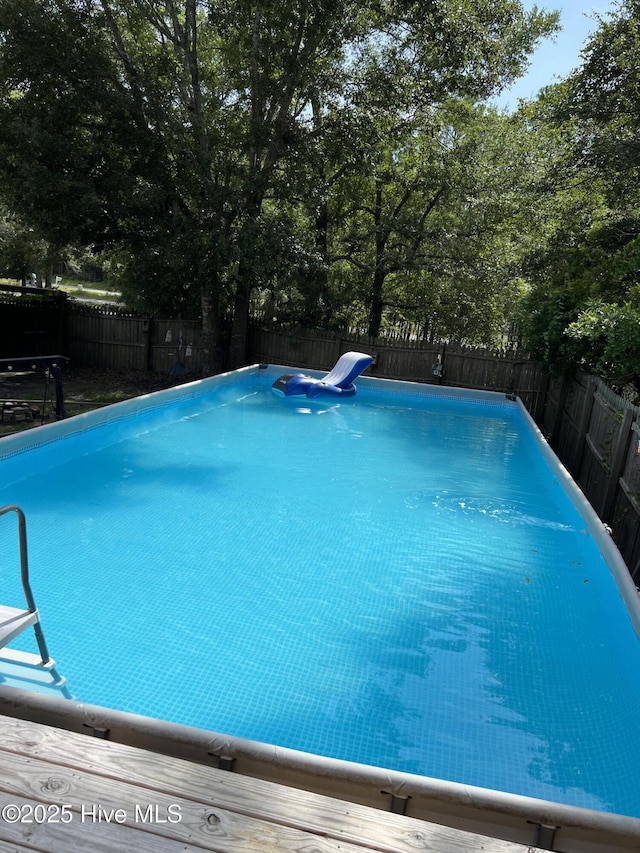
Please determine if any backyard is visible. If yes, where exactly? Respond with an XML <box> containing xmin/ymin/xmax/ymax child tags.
<box><xmin>0</xmin><ymin>366</ymin><xmax>183</xmax><ymax>438</ymax></box>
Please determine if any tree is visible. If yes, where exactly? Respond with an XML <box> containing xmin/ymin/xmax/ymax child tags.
<box><xmin>325</xmin><ymin>100</ymin><xmax>539</xmax><ymax>342</ymax></box>
<box><xmin>565</xmin><ymin>0</ymin><xmax>640</xmax><ymax>203</ymax></box>
<box><xmin>0</xmin><ymin>199</ymin><xmax>66</xmax><ymax>286</ymax></box>
<box><xmin>518</xmin><ymin>1</ymin><xmax>640</xmax><ymax>394</ymax></box>
<box><xmin>0</xmin><ymin>0</ymin><xmax>558</xmax><ymax>371</ymax></box>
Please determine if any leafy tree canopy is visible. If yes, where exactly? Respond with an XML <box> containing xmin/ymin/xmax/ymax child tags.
<box><xmin>0</xmin><ymin>0</ymin><xmax>558</xmax><ymax>370</ymax></box>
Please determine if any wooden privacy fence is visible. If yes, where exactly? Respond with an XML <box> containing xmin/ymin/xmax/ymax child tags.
<box><xmin>0</xmin><ymin>284</ymin><xmax>66</xmax><ymax>358</ymax></box>
<box><xmin>65</xmin><ymin>309</ymin><xmax>547</xmax><ymax>411</ymax></box>
<box><xmin>543</xmin><ymin>370</ymin><xmax>640</xmax><ymax>579</ymax></box>
<box><xmin>66</xmin><ymin>306</ymin><xmax>206</xmax><ymax>374</ymax></box>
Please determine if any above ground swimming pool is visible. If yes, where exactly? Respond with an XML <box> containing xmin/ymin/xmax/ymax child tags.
<box><xmin>1</xmin><ymin>364</ymin><xmax>640</xmax><ymax>847</ymax></box>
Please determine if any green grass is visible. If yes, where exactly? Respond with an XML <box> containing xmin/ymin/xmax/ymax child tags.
<box><xmin>58</xmin><ymin>280</ymin><xmax>122</xmax><ymax>302</ymax></box>
<box><xmin>0</xmin><ymin>277</ymin><xmax>121</xmax><ymax>302</ymax></box>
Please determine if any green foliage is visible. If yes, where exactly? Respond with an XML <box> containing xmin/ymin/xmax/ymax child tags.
<box><xmin>566</xmin><ymin>296</ymin><xmax>640</xmax><ymax>395</ymax></box>
<box><xmin>0</xmin><ymin>0</ymin><xmax>158</xmax><ymax>249</ymax></box>
<box><xmin>564</xmin><ymin>0</ymin><xmax>640</xmax><ymax>204</ymax></box>
<box><xmin>0</xmin><ymin>202</ymin><xmax>63</xmax><ymax>282</ymax></box>
<box><xmin>519</xmin><ymin>211</ymin><xmax>640</xmax><ymax>374</ymax></box>
<box><xmin>516</xmin><ymin>0</ymin><xmax>640</xmax><ymax>390</ymax></box>
<box><xmin>320</xmin><ymin>99</ymin><xmax>546</xmax><ymax>342</ymax></box>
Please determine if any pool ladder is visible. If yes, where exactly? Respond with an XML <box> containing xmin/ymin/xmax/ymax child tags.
<box><xmin>0</xmin><ymin>504</ymin><xmax>56</xmax><ymax>671</ymax></box>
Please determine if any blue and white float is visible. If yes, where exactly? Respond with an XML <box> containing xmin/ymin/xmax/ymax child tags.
<box><xmin>271</xmin><ymin>351</ymin><xmax>373</xmax><ymax>400</ymax></box>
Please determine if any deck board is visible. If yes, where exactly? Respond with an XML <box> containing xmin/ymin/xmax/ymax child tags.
<box><xmin>0</xmin><ymin>715</ymin><xmax>540</xmax><ymax>853</ymax></box>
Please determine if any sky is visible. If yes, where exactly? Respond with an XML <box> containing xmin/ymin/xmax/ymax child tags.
<box><xmin>492</xmin><ymin>0</ymin><xmax>617</xmax><ymax>110</ymax></box>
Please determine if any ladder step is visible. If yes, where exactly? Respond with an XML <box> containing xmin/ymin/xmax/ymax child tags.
<box><xmin>0</xmin><ymin>605</ymin><xmax>39</xmax><ymax>649</ymax></box>
<box><xmin>0</xmin><ymin>646</ymin><xmax>58</xmax><ymax>671</ymax></box>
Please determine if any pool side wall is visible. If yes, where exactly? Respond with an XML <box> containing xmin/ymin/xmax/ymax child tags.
<box><xmin>1</xmin><ymin>363</ymin><xmax>639</xmax><ymax>853</ymax></box>
<box><xmin>515</xmin><ymin>398</ymin><xmax>640</xmax><ymax>636</ymax></box>
<box><xmin>0</xmin><ymin>365</ymin><xmax>260</xmax><ymax>459</ymax></box>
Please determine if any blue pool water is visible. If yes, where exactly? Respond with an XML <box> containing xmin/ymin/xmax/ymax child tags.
<box><xmin>1</xmin><ymin>372</ymin><xmax>640</xmax><ymax>817</ymax></box>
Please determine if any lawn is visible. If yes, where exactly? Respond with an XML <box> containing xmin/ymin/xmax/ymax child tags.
<box><xmin>1</xmin><ymin>277</ymin><xmax>122</xmax><ymax>304</ymax></box>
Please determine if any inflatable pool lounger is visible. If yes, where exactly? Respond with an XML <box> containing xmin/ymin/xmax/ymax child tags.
<box><xmin>271</xmin><ymin>352</ymin><xmax>373</xmax><ymax>399</ymax></box>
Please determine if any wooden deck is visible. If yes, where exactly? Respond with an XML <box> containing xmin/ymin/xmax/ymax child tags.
<box><xmin>0</xmin><ymin>714</ymin><xmax>542</xmax><ymax>853</ymax></box>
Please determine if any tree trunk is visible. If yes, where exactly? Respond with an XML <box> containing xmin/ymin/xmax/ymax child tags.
<box><xmin>227</xmin><ymin>275</ymin><xmax>251</xmax><ymax>370</ymax></box>
<box><xmin>368</xmin><ymin>178</ymin><xmax>387</xmax><ymax>339</ymax></box>
<box><xmin>314</xmin><ymin>200</ymin><xmax>330</xmax><ymax>309</ymax></box>
<box><xmin>303</xmin><ymin>95</ymin><xmax>330</xmax><ymax>326</ymax></box>
<box><xmin>301</xmin><ymin>201</ymin><xmax>330</xmax><ymax>326</ymax></box>
<box><xmin>200</xmin><ymin>284</ymin><xmax>224</xmax><ymax>376</ymax></box>
<box><xmin>368</xmin><ymin>265</ymin><xmax>387</xmax><ymax>340</ymax></box>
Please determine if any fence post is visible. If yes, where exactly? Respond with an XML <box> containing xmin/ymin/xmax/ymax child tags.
<box><xmin>56</xmin><ymin>290</ymin><xmax>68</xmax><ymax>355</ymax></box>
<box><xmin>142</xmin><ymin>317</ymin><xmax>151</xmax><ymax>372</ymax></box>
<box><xmin>532</xmin><ymin>370</ymin><xmax>550</xmax><ymax>425</ymax></box>
<box><xmin>550</xmin><ymin>373</ymin><xmax>572</xmax><ymax>448</ymax></box>
<box><xmin>602</xmin><ymin>406</ymin><xmax>635</xmax><ymax>523</ymax></box>
<box><xmin>573</xmin><ymin>376</ymin><xmax>597</xmax><ymax>476</ymax></box>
